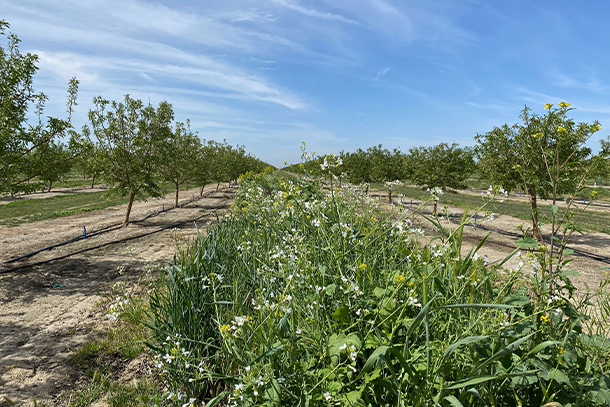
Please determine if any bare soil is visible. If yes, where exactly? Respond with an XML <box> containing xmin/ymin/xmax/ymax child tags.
<box><xmin>0</xmin><ymin>184</ymin><xmax>235</xmax><ymax>406</ymax></box>
<box><xmin>380</xmin><ymin>191</ymin><xmax>610</xmax><ymax>293</ymax></box>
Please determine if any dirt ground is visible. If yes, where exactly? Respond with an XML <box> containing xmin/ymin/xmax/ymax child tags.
<box><xmin>0</xmin><ymin>185</ymin><xmax>609</xmax><ymax>406</ymax></box>
<box><xmin>0</xmin><ymin>184</ymin><xmax>235</xmax><ymax>406</ymax></box>
<box><xmin>379</xmin><ymin>191</ymin><xmax>610</xmax><ymax>293</ymax></box>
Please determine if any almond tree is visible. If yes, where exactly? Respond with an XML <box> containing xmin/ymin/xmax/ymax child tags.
<box><xmin>406</xmin><ymin>142</ymin><xmax>474</xmax><ymax>213</ymax></box>
<box><xmin>476</xmin><ymin>103</ymin><xmax>600</xmax><ymax>241</ymax></box>
<box><xmin>160</xmin><ymin>120</ymin><xmax>201</xmax><ymax>207</ymax></box>
<box><xmin>86</xmin><ymin>95</ymin><xmax>174</xmax><ymax>223</ymax></box>
<box><xmin>370</xmin><ymin>145</ymin><xmax>407</xmax><ymax>203</ymax></box>
<box><xmin>0</xmin><ymin>20</ymin><xmax>78</xmax><ymax>195</ymax></box>
<box><xmin>341</xmin><ymin>148</ymin><xmax>376</xmax><ymax>193</ymax></box>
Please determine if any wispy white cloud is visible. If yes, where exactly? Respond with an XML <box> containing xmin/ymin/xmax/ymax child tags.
<box><xmin>269</xmin><ymin>0</ymin><xmax>360</xmax><ymax>24</ymax></box>
<box><xmin>34</xmin><ymin>50</ymin><xmax>308</xmax><ymax>110</ymax></box>
<box><xmin>551</xmin><ymin>72</ymin><xmax>605</xmax><ymax>93</ymax></box>
<box><xmin>367</xmin><ymin>0</ymin><xmax>400</xmax><ymax>15</ymax></box>
<box><xmin>222</xmin><ymin>9</ymin><xmax>278</xmax><ymax>23</ymax></box>
<box><xmin>374</xmin><ymin>66</ymin><xmax>391</xmax><ymax>81</ymax></box>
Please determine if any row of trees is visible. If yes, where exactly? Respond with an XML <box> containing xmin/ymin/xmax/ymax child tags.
<box><xmin>0</xmin><ymin>20</ymin><xmax>269</xmax><ymax>223</ymax></box>
<box><xmin>287</xmin><ymin>105</ymin><xmax>610</xmax><ymax>241</ymax></box>
<box><xmin>286</xmin><ymin>142</ymin><xmax>476</xmax><ymax>202</ymax></box>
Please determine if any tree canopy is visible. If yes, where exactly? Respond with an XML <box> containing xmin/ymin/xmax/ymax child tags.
<box><xmin>0</xmin><ymin>20</ymin><xmax>78</xmax><ymax>195</ymax></box>
<box><xmin>476</xmin><ymin>103</ymin><xmax>600</xmax><ymax>240</ymax></box>
<box><xmin>85</xmin><ymin>94</ymin><xmax>174</xmax><ymax>223</ymax></box>
<box><xmin>405</xmin><ymin>142</ymin><xmax>474</xmax><ymax>191</ymax></box>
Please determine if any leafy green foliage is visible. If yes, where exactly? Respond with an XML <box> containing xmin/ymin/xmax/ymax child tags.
<box><xmin>0</xmin><ymin>20</ymin><xmax>79</xmax><ymax>195</ymax></box>
<box><xmin>85</xmin><ymin>94</ymin><xmax>174</xmax><ymax>223</ymax></box>
<box><xmin>159</xmin><ymin>120</ymin><xmax>202</xmax><ymax>206</ymax></box>
<box><xmin>476</xmin><ymin>103</ymin><xmax>601</xmax><ymax>240</ymax></box>
<box><xmin>406</xmin><ymin>142</ymin><xmax>475</xmax><ymax>191</ymax></box>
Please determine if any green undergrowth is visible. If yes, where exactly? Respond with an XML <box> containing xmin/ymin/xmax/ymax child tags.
<box><xmin>0</xmin><ymin>191</ymin><xmax>126</xmax><ymax>226</ymax></box>
<box><xmin>0</xmin><ymin>182</ymin><xmax>200</xmax><ymax>226</ymax></box>
<box><xmin>145</xmin><ymin>170</ymin><xmax>610</xmax><ymax>406</ymax></box>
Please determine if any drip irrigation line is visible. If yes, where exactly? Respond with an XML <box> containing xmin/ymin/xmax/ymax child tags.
<box><xmin>3</xmin><ymin>186</ymin><xmax>233</xmax><ymax>265</ymax></box>
<box><xmin>0</xmin><ymin>205</ymin><xmax>231</xmax><ymax>275</ymax></box>
<box><xmin>408</xmin><ymin>207</ymin><xmax>610</xmax><ymax>265</ymax></box>
<box><xmin>465</xmin><ymin>187</ymin><xmax>610</xmax><ymax>211</ymax></box>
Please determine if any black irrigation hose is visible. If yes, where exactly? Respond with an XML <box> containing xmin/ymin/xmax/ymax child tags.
<box><xmin>3</xmin><ymin>186</ymin><xmax>233</xmax><ymax>265</ymax></box>
<box><xmin>407</xmin><ymin>206</ymin><xmax>610</xmax><ymax>265</ymax></box>
<box><xmin>466</xmin><ymin>187</ymin><xmax>610</xmax><ymax>211</ymax></box>
<box><xmin>0</xmin><ymin>204</ymin><xmax>231</xmax><ymax>275</ymax></box>
<box><xmin>364</xmin><ymin>191</ymin><xmax>610</xmax><ymax>265</ymax></box>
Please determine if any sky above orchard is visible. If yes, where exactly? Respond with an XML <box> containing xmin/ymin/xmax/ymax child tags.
<box><xmin>2</xmin><ymin>0</ymin><xmax>609</xmax><ymax>166</ymax></box>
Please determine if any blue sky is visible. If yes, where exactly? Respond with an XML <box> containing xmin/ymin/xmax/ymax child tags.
<box><xmin>2</xmin><ymin>0</ymin><xmax>609</xmax><ymax>166</ymax></box>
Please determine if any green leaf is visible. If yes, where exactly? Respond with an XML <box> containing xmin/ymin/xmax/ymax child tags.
<box><xmin>331</xmin><ymin>306</ymin><xmax>349</xmax><ymax>321</ymax></box>
<box><xmin>560</xmin><ymin>269</ymin><xmax>579</xmax><ymax>276</ymax></box>
<box><xmin>471</xmin><ymin>332</ymin><xmax>535</xmax><ymax>374</ymax></box>
<box><xmin>551</xmin><ymin>204</ymin><xmax>559</xmax><ymax>215</ymax></box>
<box><xmin>524</xmin><ymin>340</ymin><xmax>563</xmax><ymax>358</ymax></box>
<box><xmin>373</xmin><ymin>287</ymin><xmax>386</xmax><ymax>298</ymax></box>
<box><xmin>406</xmin><ymin>295</ymin><xmax>437</xmax><ymax>339</ymax></box>
<box><xmin>444</xmin><ymin>395</ymin><xmax>464</xmax><ymax>407</ymax></box>
<box><xmin>325</xmin><ymin>284</ymin><xmax>337</xmax><ymax>296</ymax></box>
<box><xmin>562</xmin><ymin>248</ymin><xmax>575</xmax><ymax>256</ymax></box>
<box><xmin>515</xmin><ymin>236</ymin><xmax>539</xmax><ymax>248</ymax></box>
<box><xmin>446</xmin><ymin>370</ymin><xmax>538</xmax><ymax>390</ymax></box>
<box><xmin>445</xmin><ymin>375</ymin><xmax>498</xmax><ymax>390</ymax></box>
<box><xmin>204</xmin><ymin>391</ymin><xmax>228</xmax><ymax>407</ymax></box>
<box><xmin>442</xmin><ymin>336</ymin><xmax>489</xmax><ymax>363</ymax></box>
<box><xmin>356</xmin><ymin>345</ymin><xmax>389</xmax><ymax>379</ymax></box>
<box><xmin>344</xmin><ymin>390</ymin><xmax>364</xmax><ymax>407</ymax></box>
<box><xmin>435</xmin><ymin>304</ymin><xmax>512</xmax><ymax>311</ymax></box>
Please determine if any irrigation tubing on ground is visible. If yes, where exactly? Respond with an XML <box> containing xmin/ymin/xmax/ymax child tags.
<box><xmin>3</xmin><ymin>186</ymin><xmax>233</xmax><ymax>265</ymax></box>
<box><xmin>466</xmin><ymin>187</ymin><xmax>610</xmax><ymax>211</ymax></box>
<box><xmin>407</xmin><ymin>205</ymin><xmax>610</xmax><ymax>266</ymax></box>
<box><xmin>0</xmin><ymin>204</ymin><xmax>231</xmax><ymax>275</ymax></box>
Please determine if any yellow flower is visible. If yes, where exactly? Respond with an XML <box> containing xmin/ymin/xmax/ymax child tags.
<box><xmin>533</xmin><ymin>133</ymin><xmax>543</xmax><ymax>139</ymax></box>
<box><xmin>559</xmin><ymin>347</ymin><xmax>566</xmax><ymax>354</ymax></box>
<box><xmin>358</xmin><ymin>263</ymin><xmax>367</xmax><ymax>270</ymax></box>
<box><xmin>220</xmin><ymin>324</ymin><xmax>231</xmax><ymax>333</ymax></box>
<box><xmin>540</xmin><ymin>315</ymin><xmax>550</xmax><ymax>322</ymax></box>
<box><xmin>544</xmin><ymin>103</ymin><xmax>552</xmax><ymax>110</ymax></box>
<box><xmin>557</xmin><ymin>126</ymin><xmax>567</xmax><ymax>133</ymax></box>
<box><xmin>394</xmin><ymin>274</ymin><xmax>406</xmax><ymax>285</ymax></box>
<box><xmin>558</xmin><ymin>101</ymin><xmax>571</xmax><ymax>108</ymax></box>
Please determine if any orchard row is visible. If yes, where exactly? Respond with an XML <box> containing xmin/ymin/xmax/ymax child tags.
<box><xmin>0</xmin><ymin>21</ymin><xmax>268</xmax><ymax>222</ymax></box>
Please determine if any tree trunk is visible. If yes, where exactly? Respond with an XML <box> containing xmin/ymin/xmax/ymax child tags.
<box><xmin>528</xmin><ymin>188</ymin><xmax>542</xmax><ymax>241</ymax></box>
<box><xmin>175</xmin><ymin>183</ymin><xmax>180</xmax><ymax>207</ymax></box>
<box><xmin>91</xmin><ymin>173</ymin><xmax>96</xmax><ymax>189</ymax></box>
<box><xmin>433</xmin><ymin>201</ymin><xmax>437</xmax><ymax>215</ymax></box>
<box><xmin>200</xmin><ymin>184</ymin><xmax>206</xmax><ymax>198</ymax></box>
<box><xmin>365</xmin><ymin>185</ymin><xmax>369</xmax><ymax>195</ymax></box>
<box><xmin>216</xmin><ymin>183</ymin><xmax>220</xmax><ymax>191</ymax></box>
<box><xmin>47</xmin><ymin>182</ymin><xmax>52</xmax><ymax>192</ymax></box>
<box><xmin>388</xmin><ymin>190</ymin><xmax>392</xmax><ymax>204</ymax></box>
<box><xmin>124</xmin><ymin>191</ymin><xmax>136</xmax><ymax>224</ymax></box>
